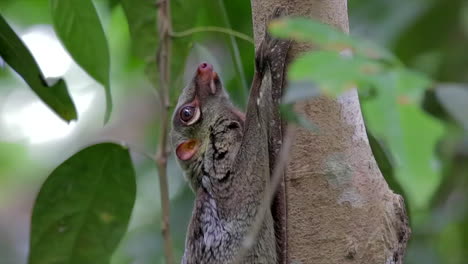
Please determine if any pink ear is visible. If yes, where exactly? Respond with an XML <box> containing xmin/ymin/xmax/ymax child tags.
<box><xmin>176</xmin><ymin>140</ymin><xmax>199</xmax><ymax>161</ymax></box>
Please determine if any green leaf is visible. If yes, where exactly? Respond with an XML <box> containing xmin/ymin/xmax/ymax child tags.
<box><xmin>120</xmin><ymin>0</ymin><xmax>158</xmax><ymax>84</ymax></box>
<box><xmin>121</xmin><ymin>0</ymin><xmax>197</xmax><ymax>101</ymax></box>
<box><xmin>28</xmin><ymin>143</ymin><xmax>136</xmax><ymax>264</ymax></box>
<box><xmin>269</xmin><ymin>17</ymin><xmax>399</xmax><ymax>64</ymax></box>
<box><xmin>362</xmin><ymin>71</ymin><xmax>444</xmax><ymax>209</ymax></box>
<box><xmin>288</xmin><ymin>51</ymin><xmax>383</xmax><ymax>97</ymax></box>
<box><xmin>50</xmin><ymin>0</ymin><xmax>112</xmax><ymax>123</ymax></box>
<box><xmin>392</xmin><ymin>69</ymin><xmax>431</xmax><ymax>102</ymax></box>
<box><xmin>0</xmin><ymin>14</ymin><xmax>77</xmax><ymax>121</ymax></box>
<box><xmin>367</xmin><ymin>130</ymin><xmax>413</xmax><ymax>224</ymax></box>
<box><xmin>288</xmin><ymin>49</ymin><xmax>430</xmax><ymax>101</ymax></box>
<box><xmin>366</xmin><ymin>130</ymin><xmax>406</xmax><ymax>198</ymax></box>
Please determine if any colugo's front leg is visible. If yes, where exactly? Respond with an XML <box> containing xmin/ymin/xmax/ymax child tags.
<box><xmin>261</xmin><ymin>8</ymin><xmax>291</xmax><ymax>264</ymax></box>
<box><xmin>232</xmin><ymin>6</ymin><xmax>291</xmax><ymax>263</ymax></box>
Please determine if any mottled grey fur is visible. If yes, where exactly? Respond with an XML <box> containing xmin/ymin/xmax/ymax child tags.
<box><xmin>171</xmin><ymin>8</ymin><xmax>290</xmax><ymax>264</ymax></box>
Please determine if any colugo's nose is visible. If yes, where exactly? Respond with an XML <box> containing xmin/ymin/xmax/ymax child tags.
<box><xmin>197</xmin><ymin>62</ymin><xmax>214</xmax><ymax>81</ymax></box>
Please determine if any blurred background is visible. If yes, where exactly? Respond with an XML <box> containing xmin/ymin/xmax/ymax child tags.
<box><xmin>0</xmin><ymin>0</ymin><xmax>467</xmax><ymax>263</ymax></box>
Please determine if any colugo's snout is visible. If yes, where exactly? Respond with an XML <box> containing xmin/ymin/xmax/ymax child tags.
<box><xmin>197</xmin><ymin>62</ymin><xmax>219</xmax><ymax>94</ymax></box>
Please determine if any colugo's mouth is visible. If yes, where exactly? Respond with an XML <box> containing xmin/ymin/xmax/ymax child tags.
<box><xmin>197</xmin><ymin>62</ymin><xmax>219</xmax><ymax>95</ymax></box>
<box><xmin>176</xmin><ymin>139</ymin><xmax>199</xmax><ymax>161</ymax></box>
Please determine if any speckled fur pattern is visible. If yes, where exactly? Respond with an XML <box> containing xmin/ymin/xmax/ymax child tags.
<box><xmin>172</xmin><ymin>7</ymin><xmax>290</xmax><ymax>264</ymax></box>
<box><xmin>180</xmin><ymin>116</ymin><xmax>276</xmax><ymax>264</ymax></box>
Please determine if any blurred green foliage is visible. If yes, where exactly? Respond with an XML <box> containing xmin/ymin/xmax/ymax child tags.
<box><xmin>0</xmin><ymin>0</ymin><xmax>467</xmax><ymax>263</ymax></box>
<box><xmin>349</xmin><ymin>0</ymin><xmax>468</xmax><ymax>262</ymax></box>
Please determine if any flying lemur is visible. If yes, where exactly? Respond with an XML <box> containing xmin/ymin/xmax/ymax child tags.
<box><xmin>171</xmin><ymin>8</ymin><xmax>290</xmax><ymax>264</ymax></box>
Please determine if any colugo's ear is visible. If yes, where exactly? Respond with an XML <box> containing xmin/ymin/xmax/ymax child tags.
<box><xmin>176</xmin><ymin>139</ymin><xmax>199</xmax><ymax>161</ymax></box>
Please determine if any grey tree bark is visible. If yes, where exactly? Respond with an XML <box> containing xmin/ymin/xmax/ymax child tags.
<box><xmin>250</xmin><ymin>1</ymin><xmax>411</xmax><ymax>264</ymax></box>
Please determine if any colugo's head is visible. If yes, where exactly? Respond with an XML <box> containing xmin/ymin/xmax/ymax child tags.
<box><xmin>171</xmin><ymin>62</ymin><xmax>244</xmax><ymax>190</ymax></box>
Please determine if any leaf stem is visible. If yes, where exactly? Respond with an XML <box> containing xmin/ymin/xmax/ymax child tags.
<box><xmin>171</xmin><ymin>26</ymin><xmax>254</xmax><ymax>45</ymax></box>
<box><xmin>156</xmin><ymin>0</ymin><xmax>175</xmax><ymax>263</ymax></box>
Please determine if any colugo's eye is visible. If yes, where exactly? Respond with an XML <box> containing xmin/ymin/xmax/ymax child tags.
<box><xmin>180</xmin><ymin>106</ymin><xmax>194</xmax><ymax>121</ymax></box>
<box><xmin>180</xmin><ymin>106</ymin><xmax>197</xmax><ymax>123</ymax></box>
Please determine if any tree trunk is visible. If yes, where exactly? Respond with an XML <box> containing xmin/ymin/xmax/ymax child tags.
<box><xmin>250</xmin><ymin>1</ymin><xmax>411</xmax><ymax>264</ymax></box>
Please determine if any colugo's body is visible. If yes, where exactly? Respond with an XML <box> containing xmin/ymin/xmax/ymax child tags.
<box><xmin>171</xmin><ymin>62</ymin><xmax>276</xmax><ymax>264</ymax></box>
<box><xmin>171</xmin><ymin>9</ymin><xmax>289</xmax><ymax>263</ymax></box>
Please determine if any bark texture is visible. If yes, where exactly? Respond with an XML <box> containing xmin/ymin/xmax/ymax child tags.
<box><xmin>250</xmin><ymin>1</ymin><xmax>411</xmax><ymax>264</ymax></box>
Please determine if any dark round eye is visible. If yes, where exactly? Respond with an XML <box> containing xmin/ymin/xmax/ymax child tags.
<box><xmin>180</xmin><ymin>106</ymin><xmax>195</xmax><ymax>122</ymax></box>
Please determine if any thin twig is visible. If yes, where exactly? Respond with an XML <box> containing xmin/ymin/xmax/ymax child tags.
<box><xmin>156</xmin><ymin>0</ymin><xmax>175</xmax><ymax>263</ymax></box>
<box><xmin>233</xmin><ymin>126</ymin><xmax>296</xmax><ymax>264</ymax></box>
<box><xmin>171</xmin><ymin>26</ymin><xmax>254</xmax><ymax>45</ymax></box>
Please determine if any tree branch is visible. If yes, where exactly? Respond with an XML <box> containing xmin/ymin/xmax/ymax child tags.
<box><xmin>156</xmin><ymin>0</ymin><xmax>175</xmax><ymax>263</ymax></box>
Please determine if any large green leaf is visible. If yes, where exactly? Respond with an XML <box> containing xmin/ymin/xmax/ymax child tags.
<box><xmin>273</xmin><ymin>16</ymin><xmax>438</xmax><ymax>210</ymax></box>
<box><xmin>287</xmin><ymin>50</ymin><xmax>430</xmax><ymax>102</ymax></box>
<box><xmin>50</xmin><ymin>0</ymin><xmax>112</xmax><ymax>123</ymax></box>
<box><xmin>0</xmin><ymin>14</ymin><xmax>77</xmax><ymax>121</ymax></box>
<box><xmin>120</xmin><ymin>0</ymin><xmax>158</xmax><ymax>85</ymax></box>
<box><xmin>366</xmin><ymin>130</ymin><xmax>405</xmax><ymax>196</ymax></box>
<box><xmin>121</xmin><ymin>0</ymin><xmax>197</xmax><ymax>103</ymax></box>
<box><xmin>273</xmin><ymin>17</ymin><xmax>432</xmax><ymax>101</ymax></box>
<box><xmin>362</xmin><ymin>71</ymin><xmax>444</xmax><ymax>210</ymax></box>
<box><xmin>269</xmin><ymin>17</ymin><xmax>399</xmax><ymax>64</ymax></box>
<box><xmin>288</xmin><ymin>50</ymin><xmax>383</xmax><ymax>96</ymax></box>
<box><xmin>28</xmin><ymin>143</ymin><xmax>136</xmax><ymax>264</ymax></box>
